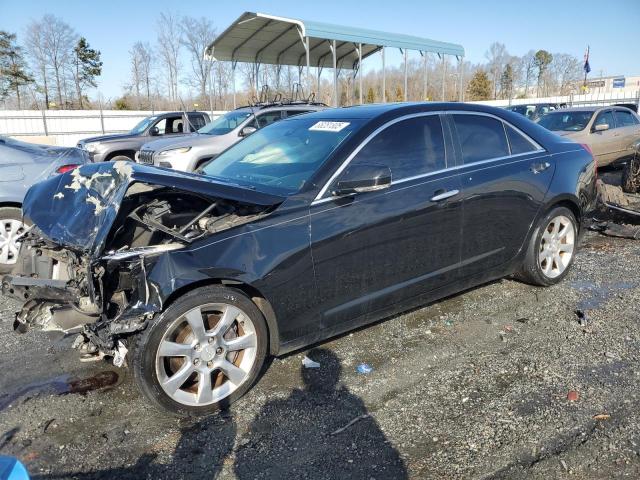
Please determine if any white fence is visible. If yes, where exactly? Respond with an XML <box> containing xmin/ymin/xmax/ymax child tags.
<box><xmin>469</xmin><ymin>90</ymin><xmax>640</xmax><ymax>108</ymax></box>
<box><xmin>0</xmin><ymin>110</ymin><xmax>226</xmax><ymax>147</ymax></box>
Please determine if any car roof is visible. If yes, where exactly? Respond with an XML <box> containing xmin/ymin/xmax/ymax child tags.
<box><xmin>234</xmin><ymin>104</ymin><xmax>326</xmax><ymax>113</ymax></box>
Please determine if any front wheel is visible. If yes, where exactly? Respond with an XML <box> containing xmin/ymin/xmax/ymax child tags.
<box><xmin>515</xmin><ymin>206</ymin><xmax>578</xmax><ymax>287</ymax></box>
<box><xmin>0</xmin><ymin>207</ymin><xmax>29</xmax><ymax>274</ymax></box>
<box><xmin>132</xmin><ymin>285</ymin><xmax>268</xmax><ymax>417</ymax></box>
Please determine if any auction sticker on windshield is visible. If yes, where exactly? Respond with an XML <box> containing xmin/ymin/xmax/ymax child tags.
<box><xmin>309</xmin><ymin>121</ymin><xmax>350</xmax><ymax>132</ymax></box>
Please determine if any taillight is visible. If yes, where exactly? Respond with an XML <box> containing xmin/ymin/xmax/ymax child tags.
<box><xmin>56</xmin><ymin>164</ymin><xmax>79</xmax><ymax>174</ymax></box>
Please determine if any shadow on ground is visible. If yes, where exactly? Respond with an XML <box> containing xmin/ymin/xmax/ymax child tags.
<box><xmin>36</xmin><ymin>348</ymin><xmax>406</xmax><ymax>480</ymax></box>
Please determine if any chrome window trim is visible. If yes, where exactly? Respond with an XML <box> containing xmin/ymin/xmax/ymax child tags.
<box><xmin>313</xmin><ymin>109</ymin><xmax>546</xmax><ymax>205</ymax></box>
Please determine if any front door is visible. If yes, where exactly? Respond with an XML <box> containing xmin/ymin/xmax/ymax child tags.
<box><xmin>591</xmin><ymin>109</ymin><xmax>620</xmax><ymax>165</ymax></box>
<box><xmin>309</xmin><ymin>114</ymin><xmax>463</xmax><ymax>330</ymax></box>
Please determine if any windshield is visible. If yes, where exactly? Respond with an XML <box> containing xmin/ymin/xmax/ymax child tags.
<box><xmin>130</xmin><ymin>116</ymin><xmax>158</xmax><ymax>134</ymax></box>
<box><xmin>537</xmin><ymin>111</ymin><xmax>594</xmax><ymax>131</ymax></box>
<box><xmin>198</xmin><ymin>110</ymin><xmax>253</xmax><ymax>135</ymax></box>
<box><xmin>201</xmin><ymin>117</ymin><xmax>362</xmax><ymax>195</ymax></box>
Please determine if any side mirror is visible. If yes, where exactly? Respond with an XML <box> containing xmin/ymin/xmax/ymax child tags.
<box><xmin>594</xmin><ymin>123</ymin><xmax>609</xmax><ymax>132</ymax></box>
<box><xmin>149</xmin><ymin>126</ymin><xmax>160</xmax><ymax>136</ymax></box>
<box><xmin>239</xmin><ymin>126</ymin><xmax>257</xmax><ymax>137</ymax></box>
<box><xmin>333</xmin><ymin>164</ymin><xmax>392</xmax><ymax>196</ymax></box>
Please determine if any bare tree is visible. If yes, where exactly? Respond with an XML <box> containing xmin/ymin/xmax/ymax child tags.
<box><xmin>485</xmin><ymin>42</ymin><xmax>507</xmax><ymax>99</ymax></box>
<box><xmin>518</xmin><ymin>50</ymin><xmax>536</xmax><ymax>97</ymax></box>
<box><xmin>39</xmin><ymin>14</ymin><xmax>76</xmax><ymax>108</ymax></box>
<box><xmin>551</xmin><ymin>53</ymin><xmax>582</xmax><ymax>95</ymax></box>
<box><xmin>156</xmin><ymin>12</ymin><xmax>181</xmax><ymax>107</ymax></box>
<box><xmin>24</xmin><ymin>19</ymin><xmax>50</xmax><ymax>108</ymax></box>
<box><xmin>180</xmin><ymin>16</ymin><xmax>216</xmax><ymax>105</ymax></box>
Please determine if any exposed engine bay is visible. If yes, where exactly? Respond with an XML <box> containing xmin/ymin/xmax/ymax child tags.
<box><xmin>2</xmin><ymin>162</ymin><xmax>275</xmax><ymax>365</ymax></box>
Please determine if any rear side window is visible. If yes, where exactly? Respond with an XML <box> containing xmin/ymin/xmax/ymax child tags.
<box><xmin>188</xmin><ymin>115</ymin><xmax>206</xmax><ymax>131</ymax></box>
<box><xmin>285</xmin><ymin>110</ymin><xmax>311</xmax><ymax>118</ymax></box>
<box><xmin>453</xmin><ymin>114</ymin><xmax>509</xmax><ymax>163</ymax></box>
<box><xmin>505</xmin><ymin>125</ymin><xmax>538</xmax><ymax>155</ymax></box>
<box><xmin>614</xmin><ymin>110</ymin><xmax>639</xmax><ymax>127</ymax></box>
<box><xmin>350</xmin><ymin>115</ymin><xmax>446</xmax><ymax>180</ymax></box>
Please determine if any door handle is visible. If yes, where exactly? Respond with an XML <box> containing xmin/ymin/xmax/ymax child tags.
<box><xmin>530</xmin><ymin>161</ymin><xmax>551</xmax><ymax>174</ymax></box>
<box><xmin>430</xmin><ymin>189</ymin><xmax>459</xmax><ymax>202</ymax></box>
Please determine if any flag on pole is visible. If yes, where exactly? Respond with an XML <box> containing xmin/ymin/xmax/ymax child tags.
<box><xmin>583</xmin><ymin>46</ymin><xmax>591</xmax><ymax>74</ymax></box>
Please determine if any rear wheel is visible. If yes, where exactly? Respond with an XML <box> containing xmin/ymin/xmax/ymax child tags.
<box><xmin>0</xmin><ymin>207</ymin><xmax>29</xmax><ymax>274</ymax></box>
<box><xmin>621</xmin><ymin>153</ymin><xmax>640</xmax><ymax>193</ymax></box>
<box><xmin>132</xmin><ymin>285</ymin><xmax>268</xmax><ymax>417</ymax></box>
<box><xmin>516</xmin><ymin>206</ymin><xmax>577</xmax><ymax>286</ymax></box>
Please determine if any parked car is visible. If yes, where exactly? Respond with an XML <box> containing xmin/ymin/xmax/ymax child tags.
<box><xmin>77</xmin><ymin>111</ymin><xmax>210</xmax><ymax>162</ymax></box>
<box><xmin>505</xmin><ymin>103</ymin><xmax>560</xmax><ymax>121</ymax></box>
<box><xmin>4</xmin><ymin>103</ymin><xmax>596</xmax><ymax>416</ymax></box>
<box><xmin>537</xmin><ymin>106</ymin><xmax>640</xmax><ymax>167</ymax></box>
<box><xmin>0</xmin><ymin>135</ymin><xmax>90</xmax><ymax>273</ymax></box>
<box><xmin>136</xmin><ymin>102</ymin><xmax>326</xmax><ymax>172</ymax></box>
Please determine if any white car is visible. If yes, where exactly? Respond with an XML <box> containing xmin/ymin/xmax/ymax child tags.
<box><xmin>136</xmin><ymin>103</ymin><xmax>326</xmax><ymax>172</ymax></box>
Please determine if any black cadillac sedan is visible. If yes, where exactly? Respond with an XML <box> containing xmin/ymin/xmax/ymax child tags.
<box><xmin>4</xmin><ymin>102</ymin><xmax>597</xmax><ymax>416</ymax></box>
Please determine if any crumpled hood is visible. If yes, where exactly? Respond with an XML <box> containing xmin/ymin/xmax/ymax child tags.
<box><xmin>22</xmin><ymin>161</ymin><xmax>284</xmax><ymax>257</ymax></box>
<box><xmin>140</xmin><ymin>133</ymin><xmax>220</xmax><ymax>152</ymax></box>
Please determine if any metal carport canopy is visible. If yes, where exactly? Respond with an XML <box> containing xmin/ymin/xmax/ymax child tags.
<box><xmin>207</xmin><ymin>12</ymin><xmax>464</xmax><ymax>69</ymax></box>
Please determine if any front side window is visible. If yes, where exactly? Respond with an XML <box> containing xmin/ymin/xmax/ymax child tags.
<box><xmin>201</xmin><ymin>117</ymin><xmax>362</xmax><ymax>195</ymax></box>
<box><xmin>349</xmin><ymin>115</ymin><xmax>446</xmax><ymax>180</ymax></box>
<box><xmin>256</xmin><ymin>111</ymin><xmax>283</xmax><ymax>128</ymax></box>
<box><xmin>614</xmin><ymin>110</ymin><xmax>638</xmax><ymax>127</ymax></box>
<box><xmin>164</xmin><ymin>116</ymin><xmax>184</xmax><ymax>134</ymax></box>
<box><xmin>594</xmin><ymin>111</ymin><xmax>615</xmax><ymax>130</ymax></box>
<box><xmin>453</xmin><ymin>114</ymin><xmax>509</xmax><ymax>164</ymax></box>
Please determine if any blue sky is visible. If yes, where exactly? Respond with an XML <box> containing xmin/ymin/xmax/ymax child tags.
<box><xmin>2</xmin><ymin>0</ymin><xmax>639</xmax><ymax>99</ymax></box>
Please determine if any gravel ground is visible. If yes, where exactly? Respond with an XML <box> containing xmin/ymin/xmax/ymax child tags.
<box><xmin>1</xmin><ymin>218</ymin><xmax>639</xmax><ymax>479</ymax></box>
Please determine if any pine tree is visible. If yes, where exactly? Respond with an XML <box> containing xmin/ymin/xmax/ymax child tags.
<box><xmin>0</xmin><ymin>31</ymin><xmax>33</xmax><ymax>108</ymax></box>
<box><xmin>73</xmin><ymin>37</ymin><xmax>102</xmax><ymax>109</ymax></box>
<box><xmin>500</xmin><ymin>64</ymin><xmax>514</xmax><ymax>100</ymax></box>
<box><xmin>466</xmin><ymin>70</ymin><xmax>492</xmax><ymax>100</ymax></box>
<box><xmin>394</xmin><ymin>85</ymin><xmax>403</xmax><ymax>102</ymax></box>
<box><xmin>366</xmin><ymin>87</ymin><xmax>376</xmax><ymax>103</ymax></box>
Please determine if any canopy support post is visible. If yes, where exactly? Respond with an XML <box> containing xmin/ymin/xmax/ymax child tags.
<box><xmin>382</xmin><ymin>46</ymin><xmax>386</xmax><ymax>102</ymax></box>
<box><xmin>422</xmin><ymin>51</ymin><xmax>428</xmax><ymax>101</ymax></box>
<box><xmin>358</xmin><ymin>43</ymin><xmax>363</xmax><ymax>104</ymax></box>
<box><xmin>403</xmin><ymin>48</ymin><xmax>408</xmax><ymax>101</ymax></box>
<box><xmin>459</xmin><ymin>57</ymin><xmax>464</xmax><ymax>102</ymax></box>
<box><xmin>305</xmin><ymin>36</ymin><xmax>310</xmax><ymax>96</ymax></box>
<box><xmin>441</xmin><ymin>54</ymin><xmax>446</xmax><ymax>101</ymax></box>
<box><xmin>232</xmin><ymin>60</ymin><xmax>237</xmax><ymax>109</ymax></box>
<box><xmin>332</xmin><ymin>39</ymin><xmax>338</xmax><ymax>107</ymax></box>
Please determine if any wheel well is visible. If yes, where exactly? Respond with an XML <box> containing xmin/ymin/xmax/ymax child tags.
<box><xmin>548</xmin><ymin>199</ymin><xmax>582</xmax><ymax>229</ymax></box>
<box><xmin>161</xmin><ymin>278</ymin><xmax>280</xmax><ymax>355</ymax></box>
<box><xmin>105</xmin><ymin>150</ymin><xmax>136</xmax><ymax>161</ymax></box>
<box><xmin>0</xmin><ymin>202</ymin><xmax>22</xmax><ymax>210</ymax></box>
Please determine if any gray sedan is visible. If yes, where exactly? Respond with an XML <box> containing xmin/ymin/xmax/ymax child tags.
<box><xmin>0</xmin><ymin>135</ymin><xmax>90</xmax><ymax>272</ymax></box>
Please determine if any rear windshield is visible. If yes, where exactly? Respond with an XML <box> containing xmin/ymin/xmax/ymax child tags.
<box><xmin>537</xmin><ymin>111</ymin><xmax>594</xmax><ymax>131</ymax></box>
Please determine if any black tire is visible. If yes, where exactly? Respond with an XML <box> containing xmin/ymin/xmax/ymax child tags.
<box><xmin>132</xmin><ymin>285</ymin><xmax>268</xmax><ymax>417</ymax></box>
<box><xmin>515</xmin><ymin>206</ymin><xmax>578</xmax><ymax>287</ymax></box>
<box><xmin>0</xmin><ymin>206</ymin><xmax>29</xmax><ymax>274</ymax></box>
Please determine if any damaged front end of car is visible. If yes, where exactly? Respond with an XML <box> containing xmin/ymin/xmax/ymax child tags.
<box><xmin>2</xmin><ymin>161</ymin><xmax>280</xmax><ymax>365</ymax></box>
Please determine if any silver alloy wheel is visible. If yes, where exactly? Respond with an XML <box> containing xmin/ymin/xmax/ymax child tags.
<box><xmin>0</xmin><ymin>219</ymin><xmax>26</xmax><ymax>265</ymax></box>
<box><xmin>538</xmin><ymin>215</ymin><xmax>575</xmax><ymax>279</ymax></box>
<box><xmin>155</xmin><ymin>303</ymin><xmax>258</xmax><ymax>407</ymax></box>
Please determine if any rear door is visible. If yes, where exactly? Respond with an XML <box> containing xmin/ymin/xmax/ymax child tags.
<box><xmin>613</xmin><ymin>109</ymin><xmax>640</xmax><ymax>158</ymax></box>
<box><xmin>450</xmin><ymin>112</ymin><xmax>555</xmax><ymax>278</ymax></box>
<box><xmin>309</xmin><ymin>113</ymin><xmax>463</xmax><ymax>329</ymax></box>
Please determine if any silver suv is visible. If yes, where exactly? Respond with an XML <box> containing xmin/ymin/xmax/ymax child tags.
<box><xmin>136</xmin><ymin>102</ymin><xmax>326</xmax><ymax>172</ymax></box>
<box><xmin>78</xmin><ymin>111</ymin><xmax>210</xmax><ymax>162</ymax></box>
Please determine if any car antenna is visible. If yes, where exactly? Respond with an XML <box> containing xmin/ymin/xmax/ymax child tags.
<box><xmin>179</xmin><ymin>97</ymin><xmax>198</xmax><ymax>135</ymax></box>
